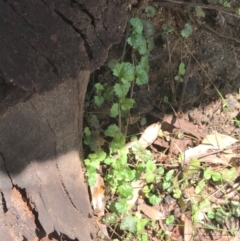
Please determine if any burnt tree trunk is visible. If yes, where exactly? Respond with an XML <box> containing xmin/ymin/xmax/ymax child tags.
<box><xmin>0</xmin><ymin>1</ymin><xmax>128</xmax><ymax>240</ymax></box>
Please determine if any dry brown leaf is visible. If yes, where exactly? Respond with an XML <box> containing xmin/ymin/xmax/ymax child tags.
<box><xmin>138</xmin><ymin>122</ymin><xmax>161</xmax><ymax>149</ymax></box>
<box><xmin>163</xmin><ymin>115</ymin><xmax>205</xmax><ymax>139</ymax></box>
<box><xmin>184</xmin><ymin>144</ymin><xmax>213</xmax><ymax>163</ymax></box>
<box><xmin>127</xmin><ymin>176</ymin><xmax>146</xmax><ymax>205</ymax></box>
<box><xmin>200</xmin><ymin>156</ymin><xmax>229</xmax><ymax>165</ymax></box>
<box><xmin>181</xmin><ymin>214</ymin><xmax>194</xmax><ymax>241</ymax></box>
<box><xmin>171</xmin><ymin>226</ymin><xmax>181</xmax><ymax>240</ymax></box>
<box><xmin>139</xmin><ymin>203</ymin><xmax>165</xmax><ymax>220</ymax></box>
<box><xmin>184</xmin><ymin>132</ymin><xmax>238</xmax><ymax>163</ymax></box>
<box><xmin>90</xmin><ymin>173</ymin><xmax>105</xmax><ymax>217</ymax></box>
<box><xmin>202</xmin><ymin>132</ymin><xmax>238</xmax><ymax>149</ymax></box>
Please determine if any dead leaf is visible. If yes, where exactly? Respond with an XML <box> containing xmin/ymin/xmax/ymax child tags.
<box><xmin>184</xmin><ymin>132</ymin><xmax>238</xmax><ymax>163</ymax></box>
<box><xmin>163</xmin><ymin>115</ymin><xmax>205</xmax><ymax>140</ymax></box>
<box><xmin>138</xmin><ymin>122</ymin><xmax>162</xmax><ymax>149</ymax></box>
<box><xmin>139</xmin><ymin>203</ymin><xmax>165</xmax><ymax>220</ymax></box>
<box><xmin>171</xmin><ymin>226</ymin><xmax>181</xmax><ymax>239</ymax></box>
<box><xmin>127</xmin><ymin>176</ymin><xmax>146</xmax><ymax>205</ymax></box>
<box><xmin>90</xmin><ymin>174</ymin><xmax>105</xmax><ymax>217</ymax></box>
<box><xmin>154</xmin><ymin>137</ymin><xmax>192</xmax><ymax>155</ymax></box>
<box><xmin>181</xmin><ymin>214</ymin><xmax>194</xmax><ymax>241</ymax></box>
<box><xmin>199</xmin><ymin>156</ymin><xmax>229</xmax><ymax>165</ymax></box>
<box><xmin>202</xmin><ymin>132</ymin><xmax>238</xmax><ymax>150</ymax></box>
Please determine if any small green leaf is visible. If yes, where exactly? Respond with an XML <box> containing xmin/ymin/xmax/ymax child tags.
<box><xmin>120</xmin><ymin>98</ymin><xmax>135</xmax><ymax>111</ymax></box>
<box><xmin>117</xmin><ymin>183</ymin><xmax>134</xmax><ymax>198</ymax></box>
<box><xmin>127</xmin><ymin>33</ymin><xmax>142</xmax><ymax>48</ymax></box>
<box><xmin>84</xmin><ymin>127</ymin><xmax>91</xmax><ymax>137</ymax></box>
<box><xmin>108</xmin><ymin>58</ymin><xmax>118</xmax><ymax>70</ymax></box>
<box><xmin>113</xmin><ymin>62</ymin><xmax>135</xmax><ymax>82</ymax></box>
<box><xmin>165</xmin><ymin>215</ymin><xmax>174</xmax><ymax>225</ymax></box>
<box><xmin>120</xmin><ymin>215</ymin><xmax>136</xmax><ymax>233</ymax></box>
<box><xmin>181</xmin><ymin>23</ymin><xmax>193</xmax><ymax>38</ymax></box>
<box><xmin>94</xmin><ymin>95</ymin><xmax>104</xmax><ymax>106</ymax></box>
<box><xmin>115</xmin><ymin>200</ymin><xmax>128</xmax><ymax>214</ymax></box>
<box><xmin>173</xmin><ymin>189</ymin><xmax>182</xmax><ymax>199</ymax></box>
<box><xmin>145</xmin><ymin>6</ymin><xmax>156</xmax><ymax>18</ymax></box>
<box><xmin>139</xmin><ymin>56</ymin><xmax>150</xmax><ymax>72</ymax></box>
<box><xmin>157</xmin><ymin>167</ymin><xmax>164</xmax><ymax>175</ymax></box>
<box><xmin>163</xmin><ymin>96</ymin><xmax>168</xmax><ymax>102</ymax></box>
<box><xmin>96</xmin><ymin>151</ymin><xmax>107</xmax><ymax>161</ymax></box>
<box><xmin>103</xmin><ymin>213</ymin><xmax>118</xmax><ymax>225</ymax></box>
<box><xmin>130</xmin><ymin>18</ymin><xmax>143</xmax><ymax>34</ymax></box>
<box><xmin>223</xmin><ymin>1</ymin><xmax>231</xmax><ymax>8</ymax></box>
<box><xmin>163</xmin><ymin>181</ymin><xmax>171</xmax><ymax>190</ymax></box>
<box><xmin>146</xmin><ymin>160</ymin><xmax>156</xmax><ymax>172</ymax></box>
<box><xmin>231</xmin><ymin>200</ymin><xmax>240</xmax><ymax>217</ymax></box>
<box><xmin>221</xmin><ymin>167</ymin><xmax>237</xmax><ymax>182</ymax></box>
<box><xmin>114</xmin><ymin>82</ymin><xmax>131</xmax><ymax>98</ymax></box>
<box><xmin>135</xmin><ymin>216</ymin><xmax>148</xmax><ymax>232</ymax></box>
<box><xmin>195</xmin><ymin>6</ymin><xmax>205</xmax><ymax>18</ymax></box>
<box><xmin>140</xmin><ymin>117</ymin><xmax>147</xmax><ymax>126</ymax></box>
<box><xmin>187</xmin><ymin>158</ymin><xmax>200</xmax><ymax>175</ymax></box>
<box><xmin>148</xmin><ymin>194</ymin><xmax>161</xmax><ymax>205</ymax></box>
<box><xmin>179</xmin><ymin>62</ymin><xmax>185</xmax><ymax>75</ymax></box>
<box><xmin>104</xmin><ymin>124</ymin><xmax>119</xmax><ymax>137</ymax></box>
<box><xmin>104</xmin><ymin>87</ymin><xmax>114</xmax><ymax>101</ymax></box>
<box><xmin>147</xmin><ymin>37</ymin><xmax>155</xmax><ymax>52</ymax></box>
<box><xmin>94</xmin><ymin>83</ymin><xmax>104</xmax><ymax>92</ymax></box>
<box><xmin>146</xmin><ymin>172</ymin><xmax>155</xmax><ymax>183</ymax></box>
<box><xmin>110</xmin><ymin>133</ymin><xmax>126</xmax><ymax>153</ymax></box>
<box><xmin>114</xmin><ymin>155</ymin><xmax>127</xmax><ymax>168</ymax></box>
<box><xmin>136</xmin><ymin>66</ymin><xmax>148</xmax><ymax>85</ymax></box>
<box><xmin>104</xmin><ymin>156</ymin><xmax>114</xmax><ymax>165</ymax></box>
<box><xmin>204</xmin><ymin>168</ymin><xmax>212</xmax><ymax>180</ymax></box>
<box><xmin>110</xmin><ymin>103</ymin><xmax>119</xmax><ymax>117</ymax></box>
<box><xmin>87</xmin><ymin>175</ymin><xmax>97</xmax><ymax>186</ymax></box>
<box><xmin>212</xmin><ymin>172</ymin><xmax>222</xmax><ymax>181</ymax></box>
<box><xmin>87</xmin><ymin>114</ymin><xmax>100</xmax><ymax>129</ymax></box>
<box><xmin>195</xmin><ymin>180</ymin><xmax>205</xmax><ymax>194</ymax></box>
<box><xmin>207</xmin><ymin>210</ymin><xmax>215</xmax><ymax>219</ymax></box>
<box><xmin>142</xmin><ymin>185</ymin><xmax>151</xmax><ymax>194</ymax></box>
<box><xmin>127</xmin><ymin>33</ymin><xmax>147</xmax><ymax>55</ymax></box>
<box><xmin>215</xmin><ymin>207</ymin><xmax>230</xmax><ymax>224</ymax></box>
<box><xmin>162</xmin><ymin>23</ymin><xmax>173</xmax><ymax>34</ymax></box>
<box><xmin>165</xmin><ymin>170</ymin><xmax>174</xmax><ymax>181</ymax></box>
<box><xmin>143</xmin><ymin>19</ymin><xmax>155</xmax><ymax>38</ymax></box>
<box><xmin>137</xmin><ymin>37</ymin><xmax>147</xmax><ymax>55</ymax></box>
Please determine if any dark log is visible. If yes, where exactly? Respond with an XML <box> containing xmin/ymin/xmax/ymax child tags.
<box><xmin>0</xmin><ymin>1</ymin><xmax>128</xmax><ymax>240</ymax></box>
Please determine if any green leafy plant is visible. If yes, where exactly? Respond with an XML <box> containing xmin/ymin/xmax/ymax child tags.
<box><xmin>174</xmin><ymin>61</ymin><xmax>185</xmax><ymax>82</ymax></box>
<box><xmin>181</xmin><ymin>23</ymin><xmax>193</xmax><ymax>38</ymax></box>
<box><xmin>195</xmin><ymin>6</ymin><xmax>205</xmax><ymax>18</ymax></box>
<box><xmin>83</xmin><ymin>3</ymin><xmax>238</xmax><ymax>239</ymax></box>
<box><xmin>84</xmin><ymin>7</ymin><xmax>161</xmax><ymax>239</ymax></box>
<box><xmin>219</xmin><ymin>0</ymin><xmax>231</xmax><ymax>8</ymax></box>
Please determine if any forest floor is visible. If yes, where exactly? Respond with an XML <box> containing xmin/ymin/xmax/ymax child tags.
<box><xmin>85</xmin><ymin>0</ymin><xmax>240</xmax><ymax>240</ymax></box>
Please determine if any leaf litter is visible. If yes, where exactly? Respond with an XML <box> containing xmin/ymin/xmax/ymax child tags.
<box><xmin>90</xmin><ymin>115</ymin><xmax>240</xmax><ymax>240</ymax></box>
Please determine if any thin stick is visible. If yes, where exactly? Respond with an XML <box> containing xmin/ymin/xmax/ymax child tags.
<box><xmin>177</xmin><ymin>58</ymin><xmax>191</xmax><ymax>113</ymax></box>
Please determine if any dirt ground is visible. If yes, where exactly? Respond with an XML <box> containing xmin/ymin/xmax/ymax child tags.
<box><xmin>87</xmin><ymin>0</ymin><xmax>240</xmax><ymax>240</ymax></box>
